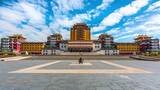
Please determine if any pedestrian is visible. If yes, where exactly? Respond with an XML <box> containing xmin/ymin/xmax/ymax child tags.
<box><xmin>79</xmin><ymin>57</ymin><xmax>83</xmax><ymax>64</ymax></box>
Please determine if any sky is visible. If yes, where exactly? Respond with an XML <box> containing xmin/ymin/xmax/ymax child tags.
<box><xmin>0</xmin><ymin>0</ymin><xmax>160</xmax><ymax>42</ymax></box>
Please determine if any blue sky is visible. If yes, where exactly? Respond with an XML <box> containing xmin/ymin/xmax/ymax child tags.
<box><xmin>0</xmin><ymin>0</ymin><xmax>160</xmax><ymax>42</ymax></box>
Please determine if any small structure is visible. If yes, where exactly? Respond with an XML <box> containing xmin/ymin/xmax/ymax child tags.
<box><xmin>93</xmin><ymin>40</ymin><xmax>101</xmax><ymax>51</ymax></box>
<box><xmin>25</xmin><ymin>51</ymin><xmax>29</xmax><ymax>55</ymax></box>
<box><xmin>42</xmin><ymin>47</ymin><xmax>56</xmax><ymax>55</ymax></box>
<box><xmin>59</xmin><ymin>40</ymin><xmax>68</xmax><ymax>51</ymax></box>
<box><xmin>105</xmin><ymin>49</ymin><xmax>119</xmax><ymax>55</ymax></box>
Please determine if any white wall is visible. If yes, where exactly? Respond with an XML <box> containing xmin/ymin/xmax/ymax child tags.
<box><xmin>60</xmin><ymin>43</ymin><xmax>68</xmax><ymax>51</ymax></box>
<box><xmin>93</xmin><ymin>43</ymin><xmax>101</xmax><ymax>51</ymax></box>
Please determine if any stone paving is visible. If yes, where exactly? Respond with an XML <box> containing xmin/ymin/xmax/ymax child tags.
<box><xmin>0</xmin><ymin>58</ymin><xmax>160</xmax><ymax>90</ymax></box>
<box><xmin>39</xmin><ymin>61</ymin><xmax>120</xmax><ymax>69</ymax></box>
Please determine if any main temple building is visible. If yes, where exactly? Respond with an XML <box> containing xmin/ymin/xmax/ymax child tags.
<box><xmin>68</xmin><ymin>23</ymin><xmax>93</xmax><ymax>52</ymax></box>
<box><xmin>42</xmin><ymin>23</ymin><xmax>102</xmax><ymax>55</ymax></box>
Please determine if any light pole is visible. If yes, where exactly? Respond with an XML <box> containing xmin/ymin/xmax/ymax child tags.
<box><xmin>53</xmin><ymin>46</ymin><xmax>56</xmax><ymax>55</ymax></box>
<box><xmin>105</xmin><ymin>49</ymin><xmax>107</xmax><ymax>55</ymax></box>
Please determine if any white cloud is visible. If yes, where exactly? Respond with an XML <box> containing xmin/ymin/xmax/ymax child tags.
<box><xmin>1</xmin><ymin>0</ymin><xmax>157</xmax><ymax>42</ymax></box>
<box><xmin>0</xmin><ymin>19</ymin><xmax>52</xmax><ymax>42</ymax></box>
<box><xmin>0</xmin><ymin>20</ymin><xmax>22</xmax><ymax>33</ymax></box>
<box><xmin>56</xmin><ymin>14</ymin><xmax>91</xmax><ymax>28</ymax></box>
<box><xmin>97</xmin><ymin>0</ymin><xmax>114</xmax><ymax>10</ymax></box>
<box><xmin>22</xmin><ymin>25</ymin><xmax>52</xmax><ymax>42</ymax></box>
<box><xmin>89</xmin><ymin>0</ymin><xmax>114</xmax><ymax>18</ymax></box>
<box><xmin>147</xmin><ymin>1</ymin><xmax>160</xmax><ymax>12</ymax></box>
<box><xmin>0</xmin><ymin>0</ymin><xmax>53</xmax><ymax>41</ymax></box>
<box><xmin>92</xmin><ymin>0</ymin><xmax>149</xmax><ymax>33</ymax></box>
<box><xmin>103</xmin><ymin>0</ymin><xmax>149</xmax><ymax>25</ymax></box>
<box><xmin>50</xmin><ymin>15</ymin><xmax>88</xmax><ymax>38</ymax></box>
<box><xmin>91</xmin><ymin>33</ymin><xmax>100</xmax><ymax>40</ymax></box>
<box><xmin>143</xmin><ymin>15</ymin><xmax>160</xmax><ymax>34</ymax></box>
<box><xmin>20</xmin><ymin>2</ymin><xmax>44</xmax><ymax>23</ymax></box>
<box><xmin>107</xmin><ymin>29</ymin><xmax>120</xmax><ymax>35</ymax></box>
<box><xmin>101</xmin><ymin>12</ymin><xmax>123</xmax><ymax>26</ymax></box>
<box><xmin>114</xmin><ymin>14</ymin><xmax>160</xmax><ymax>41</ymax></box>
<box><xmin>56</xmin><ymin>0</ymin><xmax>84</xmax><ymax>12</ymax></box>
<box><xmin>0</xmin><ymin>7</ymin><xmax>24</xmax><ymax>23</ymax></box>
<box><xmin>50</xmin><ymin>0</ymin><xmax>114</xmax><ymax>39</ymax></box>
<box><xmin>0</xmin><ymin>0</ymin><xmax>86</xmax><ymax>41</ymax></box>
<box><xmin>0</xmin><ymin>0</ymin><xmax>115</xmax><ymax>41</ymax></box>
<box><xmin>60</xmin><ymin>29</ymin><xmax>70</xmax><ymax>40</ymax></box>
<box><xmin>92</xmin><ymin>26</ymin><xmax>106</xmax><ymax>32</ymax></box>
<box><xmin>48</xmin><ymin>12</ymin><xmax>92</xmax><ymax>40</ymax></box>
<box><xmin>115</xmin><ymin>33</ymin><xmax>139</xmax><ymax>41</ymax></box>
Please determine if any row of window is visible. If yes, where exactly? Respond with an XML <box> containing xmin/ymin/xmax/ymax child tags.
<box><xmin>21</xmin><ymin>47</ymin><xmax>43</xmax><ymax>50</ymax></box>
<box><xmin>117</xmin><ymin>48</ymin><xmax>139</xmax><ymax>50</ymax></box>
<box><xmin>95</xmin><ymin>46</ymin><xmax>100</xmax><ymax>48</ymax></box>
<box><xmin>60</xmin><ymin>45</ymin><xmax>67</xmax><ymax>48</ymax></box>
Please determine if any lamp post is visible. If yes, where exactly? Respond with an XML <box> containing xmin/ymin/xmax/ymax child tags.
<box><xmin>105</xmin><ymin>48</ymin><xmax>107</xmax><ymax>55</ymax></box>
<box><xmin>53</xmin><ymin>46</ymin><xmax>56</xmax><ymax>55</ymax></box>
<box><xmin>51</xmin><ymin>46</ymin><xmax>55</xmax><ymax>55</ymax></box>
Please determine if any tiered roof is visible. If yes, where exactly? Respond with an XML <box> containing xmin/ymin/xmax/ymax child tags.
<box><xmin>135</xmin><ymin>35</ymin><xmax>151</xmax><ymax>42</ymax></box>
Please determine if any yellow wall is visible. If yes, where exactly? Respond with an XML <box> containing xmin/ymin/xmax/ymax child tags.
<box><xmin>70</xmin><ymin>24</ymin><xmax>91</xmax><ymax>41</ymax></box>
<box><xmin>117</xmin><ymin>43</ymin><xmax>140</xmax><ymax>54</ymax></box>
<box><xmin>21</xmin><ymin>42</ymin><xmax>44</xmax><ymax>54</ymax></box>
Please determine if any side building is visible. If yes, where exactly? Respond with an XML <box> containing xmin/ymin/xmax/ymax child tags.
<box><xmin>42</xmin><ymin>33</ymin><xmax>63</xmax><ymax>55</ymax></box>
<box><xmin>0</xmin><ymin>34</ymin><xmax>26</xmax><ymax>55</ymax></box>
<box><xmin>116</xmin><ymin>43</ymin><xmax>140</xmax><ymax>55</ymax></box>
<box><xmin>149</xmin><ymin>39</ymin><xmax>159</xmax><ymax>52</ymax></box>
<box><xmin>135</xmin><ymin>35</ymin><xmax>159</xmax><ymax>53</ymax></box>
<box><xmin>21</xmin><ymin>42</ymin><xmax>45</xmax><ymax>55</ymax></box>
<box><xmin>9</xmin><ymin>34</ymin><xmax>26</xmax><ymax>54</ymax></box>
<box><xmin>135</xmin><ymin>35</ymin><xmax>151</xmax><ymax>53</ymax></box>
<box><xmin>98</xmin><ymin>34</ymin><xmax>119</xmax><ymax>55</ymax></box>
<box><xmin>0</xmin><ymin>38</ymin><xmax>12</xmax><ymax>52</ymax></box>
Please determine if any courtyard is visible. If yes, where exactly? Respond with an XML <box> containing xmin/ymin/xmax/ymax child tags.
<box><xmin>0</xmin><ymin>56</ymin><xmax>160</xmax><ymax>90</ymax></box>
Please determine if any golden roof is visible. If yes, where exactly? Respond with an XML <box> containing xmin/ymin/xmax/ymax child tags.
<box><xmin>99</xmin><ymin>34</ymin><xmax>113</xmax><ymax>38</ymax></box>
<box><xmin>135</xmin><ymin>35</ymin><xmax>151</xmax><ymax>41</ymax></box>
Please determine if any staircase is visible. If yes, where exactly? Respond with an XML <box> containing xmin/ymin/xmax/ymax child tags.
<box><xmin>59</xmin><ymin>51</ymin><xmax>104</xmax><ymax>55</ymax></box>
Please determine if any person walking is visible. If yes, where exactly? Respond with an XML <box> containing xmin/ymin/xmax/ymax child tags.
<box><xmin>79</xmin><ymin>57</ymin><xmax>83</xmax><ymax>64</ymax></box>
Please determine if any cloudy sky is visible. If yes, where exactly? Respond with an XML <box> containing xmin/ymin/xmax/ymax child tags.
<box><xmin>0</xmin><ymin>0</ymin><xmax>160</xmax><ymax>42</ymax></box>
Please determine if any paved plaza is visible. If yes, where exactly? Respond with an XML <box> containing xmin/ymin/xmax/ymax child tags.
<box><xmin>0</xmin><ymin>57</ymin><xmax>160</xmax><ymax>90</ymax></box>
